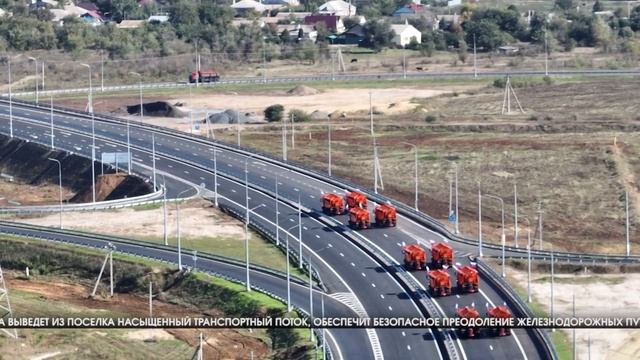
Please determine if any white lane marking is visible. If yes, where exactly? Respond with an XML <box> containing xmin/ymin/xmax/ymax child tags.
<box><xmin>383</xmin><ymin>234</ymin><xmax>388</xmax><ymax>238</ymax></box>
<box><xmin>388</xmin><ymin>306</ymin><xmax>393</xmax><ymax>311</ymax></box>
<box><xmin>407</xmin><ymin>345</ymin><xmax>411</xmax><ymax>351</ymax></box>
<box><xmin>401</xmin><ymin>331</ymin><xmax>406</xmax><ymax>337</ymax></box>
<box><xmin>289</xmin><ymin>218</ymin><xmax>295</xmax><ymax>222</ymax></box>
<box><xmin>380</xmin><ymin>294</ymin><xmax>384</xmax><ymax>299</ymax></box>
<box><xmin>489</xmin><ymin>345</ymin><xmax>494</xmax><ymax>351</ymax></box>
<box><xmin>371</xmin><ymin>283</ymin><xmax>376</xmax><ymax>288</ymax></box>
<box><xmin>479</xmin><ymin>289</ymin><xmax>528</xmax><ymax>360</ymax></box>
<box><xmin>309</xmin><ymin>195</ymin><xmax>315</xmax><ymax>198</ymax></box>
<box><xmin>361</xmin><ymin>272</ymin><xmax>366</xmax><ymax>277</ymax></box>
<box><xmin>350</xmin><ymin>263</ymin><xmax>355</xmax><ymax>267</ymax></box>
<box><xmin>315</xmin><ymin>234</ymin><xmax>320</xmax><ymax>239</ymax></box>
<box><xmin>231</xmin><ymin>189</ymin><xmax>236</xmax><ymax>193</ymax></box>
<box><xmin>339</xmin><ymin>252</ymin><xmax>344</xmax><ymax>257</ymax></box>
<box><xmin>327</xmin><ymin>244</ymin><xmax>333</xmax><ymax>248</ymax></box>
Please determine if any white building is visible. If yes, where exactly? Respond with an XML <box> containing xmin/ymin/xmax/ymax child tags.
<box><xmin>232</xmin><ymin>0</ymin><xmax>267</xmax><ymax>15</ymax></box>
<box><xmin>390</xmin><ymin>20</ymin><xmax>421</xmax><ymax>47</ymax></box>
<box><xmin>318</xmin><ymin>0</ymin><xmax>356</xmax><ymax>17</ymax></box>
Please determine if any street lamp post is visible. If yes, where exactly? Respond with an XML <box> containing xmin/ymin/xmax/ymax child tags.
<box><xmin>514</xmin><ymin>181</ymin><xmax>519</xmax><ymax>248</ymax></box>
<box><xmin>327</xmin><ymin>117</ymin><xmax>332</xmax><ymax>176</ymax></box>
<box><xmin>80</xmin><ymin>63</ymin><xmax>95</xmax><ymax>204</ymax></box>
<box><xmin>27</xmin><ymin>56</ymin><xmax>38</xmax><ymax>104</ymax></box>
<box><xmin>285</xmin><ymin>224</ymin><xmax>299</xmax><ymax>312</ymax></box>
<box><xmin>212</xmin><ymin>148</ymin><xmax>219</xmax><ymax>207</ymax></box>
<box><xmin>50</xmin><ymin>95</ymin><xmax>54</xmax><ymax>149</ymax></box>
<box><xmin>527</xmin><ymin>229</ymin><xmax>532</xmax><ymax>303</ymax></box>
<box><xmin>129</xmin><ymin>72</ymin><xmax>143</xmax><ymax>124</ymax></box>
<box><xmin>47</xmin><ymin>158</ymin><xmax>63</xmax><ymax>229</ymax></box>
<box><xmin>298</xmin><ymin>193</ymin><xmax>303</xmax><ymax>269</ymax></box>
<box><xmin>537</xmin><ymin>202</ymin><xmax>544</xmax><ymax>250</ymax></box>
<box><xmin>626</xmin><ymin>190</ymin><xmax>630</xmax><ymax>256</ymax></box>
<box><xmin>244</xmin><ymin>203</ymin><xmax>265</xmax><ymax>292</ymax></box>
<box><xmin>7</xmin><ymin>58</ymin><xmax>13</xmax><ymax>138</ymax></box>
<box><xmin>483</xmin><ymin>194</ymin><xmax>505</xmax><ymax>277</ymax></box>
<box><xmin>275</xmin><ymin>175</ymin><xmax>280</xmax><ymax>246</ymax></box>
<box><xmin>175</xmin><ymin>188</ymin><xmax>193</xmax><ymax>270</ymax></box>
<box><xmin>401</xmin><ymin>142</ymin><xmax>418</xmax><ymax>211</ymax></box>
<box><xmin>478</xmin><ymin>181</ymin><xmax>483</xmax><ymax>257</ymax></box>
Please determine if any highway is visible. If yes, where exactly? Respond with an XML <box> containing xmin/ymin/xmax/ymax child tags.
<box><xmin>4</xmin><ymin>68</ymin><xmax>640</xmax><ymax>98</ymax></box>
<box><xmin>0</xmin><ymin>99</ymin><xmax>554</xmax><ymax>359</ymax></box>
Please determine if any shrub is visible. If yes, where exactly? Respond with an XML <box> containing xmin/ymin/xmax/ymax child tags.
<box><xmin>264</xmin><ymin>104</ymin><xmax>284</xmax><ymax>122</ymax></box>
<box><xmin>289</xmin><ymin>109</ymin><xmax>312</xmax><ymax>122</ymax></box>
<box><xmin>425</xmin><ymin>114</ymin><xmax>437</xmax><ymax>123</ymax></box>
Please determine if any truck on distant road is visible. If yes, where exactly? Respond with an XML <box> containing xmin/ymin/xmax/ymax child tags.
<box><xmin>431</xmin><ymin>242</ymin><xmax>453</xmax><ymax>268</ymax></box>
<box><xmin>486</xmin><ymin>306</ymin><xmax>512</xmax><ymax>336</ymax></box>
<box><xmin>427</xmin><ymin>269</ymin><xmax>452</xmax><ymax>297</ymax></box>
<box><xmin>455</xmin><ymin>265</ymin><xmax>479</xmax><ymax>294</ymax></box>
<box><xmin>456</xmin><ymin>305</ymin><xmax>480</xmax><ymax>338</ymax></box>
<box><xmin>189</xmin><ymin>69</ymin><xmax>221</xmax><ymax>83</ymax></box>
<box><xmin>344</xmin><ymin>190</ymin><xmax>367</xmax><ymax>210</ymax></box>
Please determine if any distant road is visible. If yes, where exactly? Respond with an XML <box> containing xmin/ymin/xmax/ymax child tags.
<box><xmin>4</xmin><ymin>68</ymin><xmax>639</xmax><ymax>97</ymax></box>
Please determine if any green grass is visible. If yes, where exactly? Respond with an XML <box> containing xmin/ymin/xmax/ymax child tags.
<box><xmin>131</xmin><ymin>234</ymin><xmax>306</xmax><ymax>278</ymax></box>
<box><xmin>551</xmin><ymin>330</ymin><xmax>573</xmax><ymax>360</ymax></box>
<box><xmin>132</xmin><ymin>202</ymin><xmax>164</xmax><ymax>211</ymax></box>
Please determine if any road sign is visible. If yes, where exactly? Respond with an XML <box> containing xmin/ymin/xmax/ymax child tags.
<box><xmin>448</xmin><ymin>211</ymin><xmax>457</xmax><ymax>223</ymax></box>
<box><xmin>102</xmin><ymin>152</ymin><xmax>131</xmax><ymax>172</ymax></box>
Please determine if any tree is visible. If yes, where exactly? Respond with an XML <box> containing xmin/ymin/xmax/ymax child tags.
<box><xmin>362</xmin><ymin>20</ymin><xmax>393</xmax><ymax>50</ymax></box>
<box><xmin>264</xmin><ymin>104</ymin><xmax>284</xmax><ymax>122</ymax></box>
<box><xmin>631</xmin><ymin>6</ymin><xmax>640</xmax><ymax>31</ymax></box>
<box><xmin>458</xmin><ymin>39</ymin><xmax>468</xmax><ymax>63</ymax></box>
<box><xmin>110</xmin><ymin>0</ymin><xmax>138</xmax><ymax>22</ymax></box>
<box><xmin>592</xmin><ymin>0</ymin><xmax>604</xmax><ymax>13</ymax></box>
<box><xmin>555</xmin><ymin>0</ymin><xmax>575</xmax><ymax>11</ymax></box>
<box><xmin>463</xmin><ymin>19</ymin><xmax>511</xmax><ymax>51</ymax></box>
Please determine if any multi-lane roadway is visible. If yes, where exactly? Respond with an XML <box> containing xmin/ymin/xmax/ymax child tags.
<box><xmin>0</xmin><ymin>99</ymin><xmax>551</xmax><ymax>359</ymax></box>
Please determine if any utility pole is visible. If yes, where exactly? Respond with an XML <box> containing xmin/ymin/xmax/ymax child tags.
<box><xmin>473</xmin><ymin>33</ymin><xmax>477</xmax><ymax>79</ymax></box>
<box><xmin>478</xmin><ymin>181</ymin><xmax>483</xmax><ymax>257</ymax></box>
<box><xmin>129</xmin><ymin>72</ymin><xmax>144</xmax><ymax>124</ymax></box>
<box><xmin>176</xmin><ymin>188</ymin><xmax>191</xmax><ymax>270</ymax></box>
<box><xmin>91</xmin><ymin>243</ymin><xmax>115</xmax><ymax>297</ymax></box>
<box><xmin>0</xmin><ymin>262</ymin><xmax>18</xmax><ymax>339</ymax></box>
<box><xmin>403</xmin><ymin>53</ymin><xmax>407</xmax><ymax>80</ymax></box>
<box><xmin>308</xmin><ymin>259</ymin><xmax>313</xmax><ymax>340</ymax></box>
<box><xmin>291</xmin><ymin>112</ymin><xmax>295</xmax><ymax>150</ymax></box>
<box><xmin>286</xmin><ymin>224</ymin><xmax>299</xmax><ymax>312</ymax></box>
<box><xmin>321</xmin><ymin>294</ymin><xmax>326</xmax><ymax>360</ymax></box>
<box><xmin>514</xmin><ymin>181</ymin><xmax>519</xmax><ymax>248</ymax></box>
<box><xmin>245</xmin><ymin>159</ymin><xmax>250</xmax><ymax>291</ymax></box>
<box><xmin>544</xmin><ymin>30</ymin><xmax>549</xmax><ymax>77</ymax></box>
<box><xmin>197</xmin><ymin>332</ymin><xmax>204</xmax><ymax>360</ymax></box>
<box><xmin>327</xmin><ymin>117</ymin><xmax>332</xmax><ymax>176</ymax></box>
<box><xmin>28</xmin><ymin>56</ymin><xmax>38</xmax><ymax>104</ymax></box>
<box><xmin>282</xmin><ymin>115</ymin><xmax>287</xmax><ymax>161</ymax></box>
<box><xmin>262</xmin><ymin>38</ymin><xmax>267</xmax><ymax>84</ymax></box>
<box><xmin>626</xmin><ymin>190</ymin><xmax>630</xmax><ymax>256</ymax></box>
<box><xmin>42</xmin><ymin>61</ymin><xmax>45</xmax><ymax>92</ymax></box>
<box><xmin>537</xmin><ymin>202</ymin><xmax>544</xmax><ymax>250</ymax></box>
<box><xmin>101</xmin><ymin>51</ymin><xmax>104</xmax><ymax>92</ymax></box>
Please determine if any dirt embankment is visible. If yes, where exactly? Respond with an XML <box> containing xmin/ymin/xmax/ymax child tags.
<box><xmin>0</xmin><ymin>135</ymin><xmax>152</xmax><ymax>205</ymax></box>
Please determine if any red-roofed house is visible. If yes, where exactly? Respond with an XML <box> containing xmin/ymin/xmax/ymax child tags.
<box><xmin>304</xmin><ymin>14</ymin><xmax>345</xmax><ymax>33</ymax></box>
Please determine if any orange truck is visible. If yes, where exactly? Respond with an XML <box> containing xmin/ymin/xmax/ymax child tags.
<box><xmin>321</xmin><ymin>193</ymin><xmax>345</xmax><ymax>215</ymax></box>
<box><xmin>427</xmin><ymin>269</ymin><xmax>452</xmax><ymax>297</ymax></box>
<box><xmin>455</xmin><ymin>265</ymin><xmax>479</xmax><ymax>294</ymax></box>
<box><xmin>344</xmin><ymin>191</ymin><xmax>367</xmax><ymax>210</ymax></box>
<box><xmin>348</xmin><ymin>208</ymin><xmax>370</xmax><ymax>229</ymax></box>
<box><xmin>402</xmin><ymin>244</ymin><xmax>427</xmax><ymax>270</ymax></box>
<box><xmin>486</xmin><ymin>306</ymin><xmax>512</xmax><ymax>336</ymax></box>
<box><xmin>189</xmin><ymin>69</ymin><xmax>221</xmax><ymax>83</ymax></box>
<box><xmin>374</xmin><ymin>204</ymin><xmax>397</xmax><ymax>227</ymax></box>
<box><xmin>431</xmin><ymin>243</ymin><xmax>453</xmax><ymax>268</ymax></box>
<box><xmin>456</xmin><ymin>306</ymin><xmax>481</xmax><ymax>338</ymax></box>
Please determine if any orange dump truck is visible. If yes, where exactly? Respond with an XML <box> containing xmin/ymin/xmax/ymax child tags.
<box><xmin>456</xmin><ymin>306</ymin><xmax>481</xmax><ymax>338</ymax></box>
<box><xmin>431</xmin><ymin>242</ymin><xmax>453</xmax><ymax>268</ymax></box>
<box><xmin>402</xmin><ymin>244</ymin><xmax>427</xmax><ymax>270</ymax></box>
<box><xmin>486</xmin><ymin>306</ymin><xmax>512</xmax><ymax>336</ymax></box>
<box><xmin>348</xmin><ymin>207</ymin><xmax>370</xmax><ymax>229</ymax></box>
<box><xmin>455</xmin><ymin>265</ymin><xmax>479</xmax><ymax>294</ymax></box>
<box><xmin>321</xmin><ymin>193</ymin><xmax>345</xmax><ymax>215</ymax></box>
<box><xmin>345</xmin><ymin>191</ymin><xmax>368</xmax><ymax>210</ymax></box>
<box><xmin>189</xmin><ymin>69</ymin><xmax>220</xmax><ymax>83</ymax></box>
<box><xmin>427</xmin><ymin>269</ymin><xmax>452</xmax><ymax>297</ymax></box>
<box><xmin>374</xmin><ymin>204</ymin><xmax>397</xmax><ymax>227</ymax></box>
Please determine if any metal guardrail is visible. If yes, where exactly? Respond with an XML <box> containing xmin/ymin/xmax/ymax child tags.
<box><xmin>0</xmin><ymin>98</ymin><xmax>572</xmax><ymax>358</ymax></box>
<box><xmin>0</xmin><ymin>187</ymin><xmax>164</xmax><ymax>214</ymax></box>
